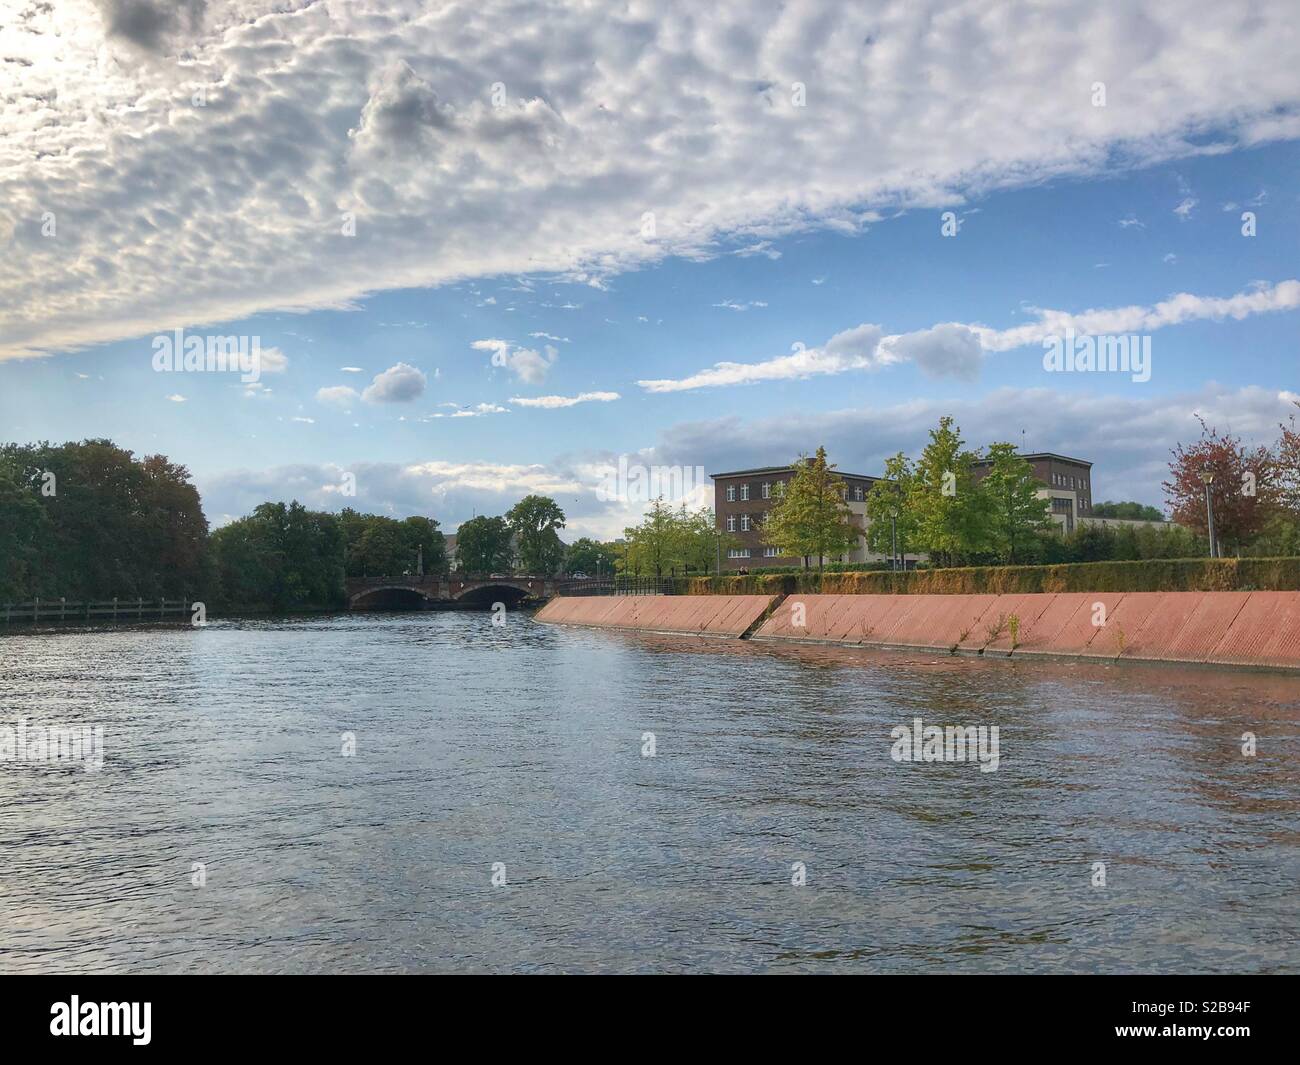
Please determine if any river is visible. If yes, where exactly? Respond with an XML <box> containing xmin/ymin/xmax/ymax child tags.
<box><xmin>1</xmin><ymin>610</ymin><xmax>1297</xmax><ymax>973</ymax></box>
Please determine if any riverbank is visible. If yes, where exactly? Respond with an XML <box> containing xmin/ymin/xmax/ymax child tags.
<box><xmin>537</xmin><ymin>590</ymin><xmax>1300</xmax><ymax>671</ymax></box>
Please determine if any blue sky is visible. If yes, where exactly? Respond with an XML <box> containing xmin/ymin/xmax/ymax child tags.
<box><xmin>2</xmin><ymin>1</ymin><xmax>1297</xmax><ymax>537</ymax></box>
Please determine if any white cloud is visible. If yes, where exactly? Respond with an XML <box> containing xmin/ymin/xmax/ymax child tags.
<box><xmin>472</xmin><ymin>338</ymin><xmax>557</xmax><ymax>384</ymax></box>
<box><xmin>1173</xmin><ymin>197</ymin><xmax>1198</xmax><ymax>219</ymax></box>
<box><xmin>510</xmin><ymin>392</ymin><xmax>620</xmax><ymax>409</ymax></box>
<box><xmin>638</xmin><ymin>324</ymin><xmax>888</xmax><ymax>393</ymax></box>
<box><xmin>316</xmin><ymin>385</ymin><xmax>360</xmax><ymax>407</ymax></box>
<box><xmin>165</xmin><ymin>393</ymin><xmax>186</xmax><ymax>402</ymax></box>
<box><xmin>4</xmin><ymin>1</ymin><xmax>1299</xmax><ymax>360</ymax></box>
<box><xmin>257</xmin><ymin>346</ymin><xmax>289</xmax><ymax>374</ymax></box>
<box><xmin>361</xmin><ymin>362</ymin><xmax>427</xmax><ymax>403</ymax></box>
<box><xmin>713</xmin><ymin>299</ymin><xmax>768</xmax><ymax>311</ymax></box>
<box><xmin>340</xmin><ymin>366</ymin><xmax>364</xmax><ymax>373</ymax></box>
<box><xmin>638</xmin><ymin>281</ymin><xmax>1300</xmax><ymax>391</ymax></box>
<box><xmin>196</xmin><ymin>384</ymin><xmax>1298</xmax><ymax>540</ymax></box>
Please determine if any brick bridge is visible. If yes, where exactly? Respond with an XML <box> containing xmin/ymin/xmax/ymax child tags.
<box><xmin>345</xmin><ymin>574</ymin><xmax>559</xmax><ymax>609</ymax></box>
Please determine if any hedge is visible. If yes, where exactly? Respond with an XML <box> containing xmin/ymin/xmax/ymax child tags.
<box><xmin>683</xmin><ymin>557</ymin><xmax>1300</xmax><ymax>596</ymax></box>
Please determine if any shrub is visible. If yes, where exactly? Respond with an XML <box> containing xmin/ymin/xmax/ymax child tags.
<box><xmin>685</xmin><ymin>557</ymin><xmax>1300</xmax><ymax>596</ymax></box>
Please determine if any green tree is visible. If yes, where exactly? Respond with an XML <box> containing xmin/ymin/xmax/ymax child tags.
<box><xmin>978</xmin><ymin>443</ymin><xmax>1052</xmax><ymax>564</ymax></box>
<box><xmin>761</xmin><ymin>447</ymin><xmax>860</xmax><ymax>572</ymax></box>
<box><xmin>455</xmin><ymin>515</ymin><xmax>514</xmax><ymax>573</ymax></box>
<box><xmin>210</xmin><ymin>501</ymin><xmax>345</xmax><ymax>611</ymax></box>
<box><xmin>864</xmin><ymin>452</ymin><xmax>917</xmax><ymax>564</ymax></box>
<box><xmin>621</xmin><ymin>497</ymin><xmax>678</xmax><ymax>577</ymax></box>
<box><xmin>401</xmin><ymin>516</ymin><xmax>446</xmax><ymax>574</ymax></box>
<box><xmin>1091</xmin><ymin>500</ymin><xmax>1166</xmax><ymax>521</ymax></box>
<box><xmin>564</xmin><ymin>537</ymin><xmax>617</xmax><ymax>576</ymax></box>
<box><xmin>506</xmin><ymin>495</ymin><xmax>566</xmax><ymax>574</ymax></box>
<box><xmin>0</xmin><ymin>455</ymin><xmax>52</xmax><ymax>600</ymax></box>
<box><xmin>907</xmin><ymin>417</ymin><xmax>989</xmax><ymax>567</ymax></box>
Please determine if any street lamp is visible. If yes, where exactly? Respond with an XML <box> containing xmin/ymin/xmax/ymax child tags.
<box><xmin>1199</xmin><ymin>465</ymin><xmax>1217</xmax><ymax>559</ymax></box>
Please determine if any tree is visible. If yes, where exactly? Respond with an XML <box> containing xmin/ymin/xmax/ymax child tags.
<box><xmin>1091</xmin><ymin>500</ymin><xmax>1165</xmax><ymax>521</ymax></box>
<box><xmin>455</xmin><ymin>515</ymin><xmax>513</xmax><ymax>573</ymax></box>
<box><xmin>0</xmin><ymin>438</ymin><xmax>209</xmax><ymax>599</ymax></box>
<box><xmin>1163</xmin><ymin>417</ymin><xmax>1278</xmax><ymax>553</ymax></box>
<box><xmin>506</xmin><ymin>495</ymin><xmax>566</xmax><ymax>574</ymax></box>
<box><xmin>978</xmin><ymin>443</ymin><xmax>1052</xmax><ymax>564</ymax></box>
<box><xmin>210</xmin><ymin>501</ymin><xmax>345</xmax><ymax>611</ymax></box>
<box><xmin>906</xmin><ymin>417</ymin><xmax>990</xmax><ymax>567</ymax></box>
<box><xmin>0</xmin><ymin>455</ymin><xmax>52</xmax><ymax>600</ymax></box>
<box><xmin>564</xmin><ymin>537</ymin><xmax>617</xmax><ymax>576</ymax></box>
<box><xmin>1278</xmin><ymin>401</ymin><xmax>1300</xmax><ymax>515</ymax></box>
<box><xmin>864</xmin><ymin>452</ymin><xmax>917</xmax><ymax>563</ymax></box>
<box><xmin>761</xmin><ymin>447</ymin><xmax>860</xmax><ymax>572</ymax></box>
<box><xmin>401</xmin><ymin>516</ymin><xmax>446</xmax><ymax>574</ymax></box>
<box><xmin>622</xmin><ymin>497</ymin><xmax>679</xmax><ymax>577</ymax></box>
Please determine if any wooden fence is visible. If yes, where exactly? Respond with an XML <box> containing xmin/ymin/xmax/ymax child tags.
<box><xmin>1</xmin><ymin>598</ymin><xmax>194</xmax><ymax>626</ymax></box>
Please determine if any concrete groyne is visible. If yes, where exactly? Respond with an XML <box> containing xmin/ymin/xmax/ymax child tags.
<box><xmin>537</xmin><ymin>591</ymin><xmax>1300</xmax><ymax>670</ymax></box>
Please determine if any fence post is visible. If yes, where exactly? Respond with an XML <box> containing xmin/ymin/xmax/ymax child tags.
<box><xmin>137</xmin><ymin>597</ymin><xmax>143</xmax><ymax>618</ymax></box>
<box><xmin>60</xmin><ymin>596</ymin><xmax>66</xmax><ymax>621</ymax></box>
<box><xmin>112</xmin><ymin>596</ymin><xmax>118</xmax><ymax>621</ymax></box>
<box><xmin>33</xmin><ymin>597</ymin><xmax>39</xmax><ymax>623</ymax></box>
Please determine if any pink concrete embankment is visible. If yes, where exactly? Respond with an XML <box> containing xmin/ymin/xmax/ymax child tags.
<box><xmin>750</xmin><ymin>591</ymin><xmax>1300</xmax><ymax>670</ymax></box>
<box><xmin>536</xmin><ymin>594</ymin><xmax>777</xmax><ymax>637</ymax></box>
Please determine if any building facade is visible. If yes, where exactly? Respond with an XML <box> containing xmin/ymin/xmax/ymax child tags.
<box><xmin>713</xmin><ymin>450</ymin><xmax>1097</xmax><ymax>570</ymax></box>
<box><xmin>969</xmin><ymin>451</ymin><xmax>1093</xmax><ymax>534</ymax></box>
<box><xmin>711</xmin><ymin>464</ymin><xmax>891</xmax><ymax>570</ymax></box>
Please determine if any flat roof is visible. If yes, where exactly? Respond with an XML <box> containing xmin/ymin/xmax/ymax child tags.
<box><xmin>970</xmin><ymin>451</ymin><xmax>1092</xmax><ymax>468</ymax></box>
<box><xmin>711</xmin><ymin>465</ymin><xmax>880</xmax><ymax>480</ymax></box>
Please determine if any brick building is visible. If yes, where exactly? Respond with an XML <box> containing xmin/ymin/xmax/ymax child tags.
<box><xmin>711</xmin><ymin>463</ymin><xmax>890</xmax><ymax>570</ymax></box>
<box><xmin>969</xmin><ymin>451</ymin><xmax>1093</xmax><ymax>533</ymax></box>
<box><xmin>713</xmin><ymin>450</ymin><xmax>1097</xmax><ymax>570</ymax></box>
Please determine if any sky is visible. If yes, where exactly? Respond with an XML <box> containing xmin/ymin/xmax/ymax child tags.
<box><xmin>2</xmin><ymin>0</ymin><xmax>1298</xmax><ymax>539</ymax></box>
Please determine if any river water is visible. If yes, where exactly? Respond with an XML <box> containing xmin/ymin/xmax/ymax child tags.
<box><xmin>1</xmin><ymin>610</ymin><xmax>1297</xmax><ymax>974</ymax></box>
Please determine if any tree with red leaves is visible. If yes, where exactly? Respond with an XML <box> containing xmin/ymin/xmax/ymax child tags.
<box><xmin>1163</xmin><ymin>417</ymin><xmax>1279</xmax><ymax>554</ymax></box>
<box><xmin>1278</xmin><ymin>401</ymin><xmax>1300</xmax><ymax>515</ymax></box>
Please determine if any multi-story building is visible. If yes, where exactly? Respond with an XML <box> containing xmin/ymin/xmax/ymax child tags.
<box><xmin>711</xmin><ymin>463</ymin><xmax>890</xmax><ymax>570</ymax></box>
<box><xmin>713</xmin><ymin>450</ymin><xmax>1097</xmax><ymax>570</ymax></box>
<box><xmin>969</xmin><ymin>451</ymin><xmax>1093</xmax><ymax>533</ymax></box>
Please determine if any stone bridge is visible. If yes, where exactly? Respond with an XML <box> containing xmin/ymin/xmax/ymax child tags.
<box><xmin>345</xmin><ymin>574</ymin><xmax>559</xmax><ymax>610</ymax></box>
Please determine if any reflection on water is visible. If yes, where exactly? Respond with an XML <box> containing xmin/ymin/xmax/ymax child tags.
<box><xmin>1</xmin><ymin>610</ymin><xmax>1297</xmax><ymax>973</ymax></box>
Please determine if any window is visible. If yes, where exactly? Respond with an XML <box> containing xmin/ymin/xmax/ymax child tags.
<box><xmin>740</xmin><ymin>514</ymin><xmax>750</xmax><ymax>532</ymax></box>
<box><xmin>761</xmin><ymin>482</ymin><xmax>770</xmax><ymax>499</ymax></box>
<box><xmin>740</xmin><ymin>484</ymin><xmax>749</xmax><ymax>501</ymax></box>
<box><xmin>726</xmin><ymin>515</ymin><xmax>736</xmax><ymax>532</ymax></box>
<box><xmin>774</xmin><ymin>481</ymin><xmax>785</xmax><ymax>498</ymax></box>
<box><xmin>728</xmin><ymin>548</ymin><xmax>751</xmax><ymax>558</ymax></box>
<box><xmin>854</xmin><ymin>485</ymin><xmax>864</xmax><ymax>502</ymax></box>
<box><xmin>764</xmin><ymin>546</ymin><xmax>779</xmax><ymax>557</ymax></box>
<box><xmin>726</xmin><ymin>485</ymin><xmax>735</xmax><ymax>502</ymax></box>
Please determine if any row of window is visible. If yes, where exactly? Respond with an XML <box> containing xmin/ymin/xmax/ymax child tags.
<box><xmin>726</xmin><ymin>513</ymin><xmax>761</xmax><ymax>532</ymax></box>
<box><xmin>728</xmin><ymin>547</ymin><xmax>782</xmax><ymax>558</ymax></box>
<box><xmin>724</xmin><ymin>481</ymin><xmax>867</xmax><ymax>502</ymax></box>
<box><xmin>1052</xmin><ymin>472</ymin><xmax>1089</xmax><ymax>491</ymax></box>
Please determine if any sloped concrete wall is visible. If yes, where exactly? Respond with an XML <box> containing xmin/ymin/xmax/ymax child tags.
<box><xmin>536</xmin><ymin>594</ymin><xmax>777</xmax><ymax>637</ymax></box>
<box><xmin>751</xmin><ymin>591</ymin><xmax>1300</xmax><ymax>670</ymax></box>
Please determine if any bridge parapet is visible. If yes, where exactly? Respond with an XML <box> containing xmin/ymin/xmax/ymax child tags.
<box><xmin>346</xmin><ymin>574</ymin><xmax>559</xmax><ymax>607</ymax></box>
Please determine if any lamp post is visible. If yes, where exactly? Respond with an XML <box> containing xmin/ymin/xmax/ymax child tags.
<box><xmin>1199</xmin><ymin>465</ymin><xmax>1217</xmax><ymax>559</ymax></box>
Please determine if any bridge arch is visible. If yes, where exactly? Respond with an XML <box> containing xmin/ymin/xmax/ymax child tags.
<box><xmin>452</xmin><ymin>581</ymin><xmax>538</xmax><ymax>607</ymax></box>
<box><xmin>348</xmin><ymin>585</ymin><xmax>431</xmax><ymax>611</ymax></box>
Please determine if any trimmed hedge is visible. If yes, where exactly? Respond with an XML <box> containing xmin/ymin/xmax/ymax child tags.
<box><xmin>684</xmin><ymin>557</ymin><xmax>1300</xmax><ymax>596</ymax></box>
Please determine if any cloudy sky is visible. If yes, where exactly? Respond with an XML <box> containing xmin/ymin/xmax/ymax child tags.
<box><xmin>2</xmin><ymin>0</ymin><xmax>1298</xmax><ymax>537</ymax></box>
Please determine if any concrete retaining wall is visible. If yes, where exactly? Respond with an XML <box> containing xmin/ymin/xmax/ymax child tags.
<box><xmin>536</xmin><ymin>594</ymin><xmax>778</xmax><ymax>637</ymax></box>
<box><xmin>751</xmin><ymin>591</ymin><xmax>1300</xmax><ymax>669</ymax></box>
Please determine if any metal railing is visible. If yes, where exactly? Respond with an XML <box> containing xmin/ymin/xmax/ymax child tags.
<box><xmin>554</xmin><ymin>576</ymin><xmax>679</xmax><ymax>597</ymax></box>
